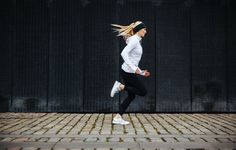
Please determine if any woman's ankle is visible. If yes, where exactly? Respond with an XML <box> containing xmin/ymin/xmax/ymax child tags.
<box><xmin>119</xmin><ymin>84</ymin><xmax>125</xmax><ymax>91</ymax></box>
<box><xmin>114</xmin><ymin>113</ymin><xmax>122</xmax><ymax>119</ymax></box>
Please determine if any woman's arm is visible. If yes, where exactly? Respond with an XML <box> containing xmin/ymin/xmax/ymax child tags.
<box><xmin>121</xmin><ymin>39</ymin><xmax>139</xmax><ymax>73</ymax></box>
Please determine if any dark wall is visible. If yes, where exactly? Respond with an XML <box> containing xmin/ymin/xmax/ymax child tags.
<box><xmin>0</xmin><ymin>0</ymin><xmax>235</xmax><ymax>112</ymax></box>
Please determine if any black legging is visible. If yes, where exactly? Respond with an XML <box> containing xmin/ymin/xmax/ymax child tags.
<box><xmin>119</xmin><ymin>69</ymin><xmax>147</xmax><ymax>115</ymax></box>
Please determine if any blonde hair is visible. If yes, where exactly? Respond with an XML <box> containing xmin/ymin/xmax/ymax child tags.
<box><xmin>111</xmin><ymin>21</ymin><xmax>143</xmax><ymax>40</ymax></box>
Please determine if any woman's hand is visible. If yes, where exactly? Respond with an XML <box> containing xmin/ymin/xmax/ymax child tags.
<box><xmin>135</xmin><ymin>68</ymin><xmax>150</xmax><ymax>77</ymax></box>
<box><xmin>143</xmin><ymin>70</ymin><xmax>150</xmax><ymax>77</ymax></box>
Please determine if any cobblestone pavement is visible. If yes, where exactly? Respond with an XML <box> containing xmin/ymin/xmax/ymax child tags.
<box><xmin>0</xmin><ymin>113</ymin><xmax>235</xmax><ymax>150</ymax></box>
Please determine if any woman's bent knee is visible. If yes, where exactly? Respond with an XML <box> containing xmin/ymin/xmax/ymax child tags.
<box><xmin>139</xmin><ymin>89</ymin><xmax>147</xmax><ymax>96</ymax></box>
<box><xmin>129</xmin><ymin>93</ymin><xmax>136</xmax><ymax>99</ymax></box>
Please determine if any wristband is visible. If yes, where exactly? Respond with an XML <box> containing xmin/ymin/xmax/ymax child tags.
<box><xmin>140</xmin><ymin>70</ymin><xmax>145</xmax><ymax>76</ymax></box>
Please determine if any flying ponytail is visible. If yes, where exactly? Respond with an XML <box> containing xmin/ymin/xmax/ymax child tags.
<box><xmin>111</xmin><ymin>21</ymin><xmax>144</xmax><ymax>40</ymax></box>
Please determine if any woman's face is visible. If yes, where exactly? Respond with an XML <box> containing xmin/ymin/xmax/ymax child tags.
<box><xmin>138</xmin><ymin>28</ymin><xmax>147</xmax><ymax>38</ymax></box>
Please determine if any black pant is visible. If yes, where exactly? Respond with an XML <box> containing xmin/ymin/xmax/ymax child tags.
<box><xmin>119</xmin><ymin>69</ymin><xmax>147</xmax><ymax>115</ymax></box>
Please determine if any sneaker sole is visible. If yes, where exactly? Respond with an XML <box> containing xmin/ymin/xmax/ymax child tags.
<box><xmin>112</xmin><ymin>120</ymin><xmax>129</xmax><ymax>125</ymax></box>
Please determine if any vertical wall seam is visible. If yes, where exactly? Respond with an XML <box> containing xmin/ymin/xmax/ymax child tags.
<box><xmin>225</xmin><ymin>0</ymin><xmax>229</xmax><ymax>112</ymax></box>
<box><xmin>189</xmin><ymin>6</ymin><xmax>193</xmax><ymax>112</ymax></box>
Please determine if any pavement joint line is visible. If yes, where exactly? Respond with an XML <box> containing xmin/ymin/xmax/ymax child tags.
<box><xmin>0</xmin><ymin>141</ymin><xmax>55</xmax><ymax>148</ymax></box>
<box><xmin>0</xmin><ymin>134</ymin><xmax>236</xmax><ymax>138</ymax></box>
<box><xmin>0</xmin><ymin>141</ymin><xmax>236</xmax><ymax>149</ymax></box>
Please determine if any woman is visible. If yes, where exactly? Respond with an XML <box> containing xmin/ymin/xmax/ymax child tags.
<box><xmin>110</xmin><ymin>21</ymin><xmax>150</xmax><ymax>125</ymax></box>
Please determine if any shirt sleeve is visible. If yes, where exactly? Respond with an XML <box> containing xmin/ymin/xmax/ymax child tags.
<box><xmin>121</xmin><ymin>38</ymin><xmax>138</xmax><ymax>73</ymax></box>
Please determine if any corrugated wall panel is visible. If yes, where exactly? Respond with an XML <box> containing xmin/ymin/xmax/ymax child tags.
<box><xmin>83</xmin><ymin>0</ymin><xmax>119</xmax><ymax>112</ymax></box>
<box><xmin>155</xmin><ymin>3</ymin><xmax>191</xmax><ymax>112</ymax></box>
<box><xmin>47</xmin><ymin>0</ymin><xmax>84</xmax><ymax>112</ymax></box>
<box><xmin>191</xmin><ymin>1</ymin><xmax>227</xmax><ymax>112</ymax></box>
<box><xmin>0</xmin><ymin>0</ymin><xmax>11</xmax><ymax>112</ymax></box>
<box><xmin>227</xmin><ymin>0</ymin><xmax>236</xmax><ymax>112</ymax></box>
<box><xmin>11</xmin><ymin>0</ymin><xmax>48</xmax><ymax>112</ymax></box>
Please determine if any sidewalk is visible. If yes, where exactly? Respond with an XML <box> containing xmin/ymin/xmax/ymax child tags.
<box><xmin>0</xmin><ymin>113</ymin><xmax>235</xmax><ymax>150</ymax></box>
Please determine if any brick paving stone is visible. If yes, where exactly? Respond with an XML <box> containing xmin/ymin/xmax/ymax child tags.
<box><xmin>12</xmin><ymin>137</ymin><xmax>29</xmax><ymax>142</ymax></box>
<box><xmin>48</xmin><ymin>137</ymin><xmax>61</xmax><ymax>142</ymax></box>
<box><xmin>97</xmin><ymin>137</ymin><xmax>107</xmax><ymax>142</ymax></box>
<box><xmin>189</xmin><ymin>137</ymin><xmax>207</xmax><ymax>142</ymax></box>
<box><xmin>135</xmin><ymin>137</ymin><xmax>149</xmax><ymax>142</ymax></box>
<box><xmin>112</xmin><ymin>124</ymin><xmax>124</xmax><ymax>135</ymax></box>
<box><xmin>121</xmin><ymin>137</ymin><xmax>135</xmax><ymax>142</ymax></box>
<box><xmin>33</xmin><ymin>129</ymin><xmax>48</xmax><ymax>135</ymax></box>
<box><xmin>125</xmin><ymin>114</ymin><xmax>137</xmax><ymax>135</ymax></box>
<box><xmin>71</xmin><ymin>137</ymin><xmax>85</xmax><ymax>143</ymax></box>
<box><xmin>6</xmin><ymin>147</ymin><xmax>22</xmax><ymax>150</ymax></box>
<box><xmin>217</xmin><ymin>138</ymin><xmax>233</xmax><ymax>143</ymax></box>
<box><xmin>107</xmin><ymin>137</ymin><xmax>120</xmax><ymax>142</ymax></box>
<box><xmin>21</xmin><ymin>147</ymin><xmax>38</xmax><ymax>150</ymax></box>
<box><xmin>163</xmin><ymin>137</ymin><xmax>178</xmax><ymax>143</ymax></box>
<box><xmin>176</xmin><ymin>137</ymin><xmax>191</xmax><ymax>142</ymax></box>
<box><xmin>60</xmin><ymin>138</ymin><xmax>72</xmax><ymax>142</ymax></box>
<box><xmin>96</xmin><ymin>148</ymin><xmax>111</xmax><ymax>150</ymax></box>
<box><xmin>202</xmin><ymin>137</ymin><xmax>219</xmax><ymax>143</ymax></box>
<box><xmin>38</xmin><ymin>137</ymin><xmax>49</xmax><ymax>142</ymax></box>
<box><xmin>85</xmin><ymin>137</ymin><xmax>98</xmax><ymax>142</ymax></box>
<box><xmin>100</xmin><ymin>114</ymin><xmax>112</xmax><ymax>135</ymax></box>
<box><xmin>149</xmin><ymin>137</ymin><xmax>164</xmax><ymax>142</ymax></box>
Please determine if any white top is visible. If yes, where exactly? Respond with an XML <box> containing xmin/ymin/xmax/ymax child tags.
<box><xmin>121</xmin><ymin>34</ymin><xmax>143</xmax><ymax>73</ymax></box>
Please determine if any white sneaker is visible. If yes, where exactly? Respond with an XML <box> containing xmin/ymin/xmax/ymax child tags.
<box><xmin>110</xmin><ymin>81</ymin><xmax>121</xmax><ymax>97</ymax></box>
<box><xmin>112</xmin><ymin>117</ymin><xmax>130</xmax><ymax>125</ymax></box>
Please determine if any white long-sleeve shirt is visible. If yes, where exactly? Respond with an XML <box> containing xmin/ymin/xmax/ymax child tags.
<box><xmin>121</xmin><ymin>34</ymin><xmax>143</xmax><ymax>73</ymax></box>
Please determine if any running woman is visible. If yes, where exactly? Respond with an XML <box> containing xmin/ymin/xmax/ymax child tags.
<box><xmin>110</xmin><ymin>21</ymin><xmax>150</xmax><ymax>125</ymax></box>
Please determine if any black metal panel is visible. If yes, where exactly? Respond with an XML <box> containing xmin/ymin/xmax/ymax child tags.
<box><xmin>227</xmin><ymin>0</ymin><xmax>236</xmax><ymax>112</ymax></box>
<box><xmin>1</xmin><ymin>0</ymin><xmax>236</xmax><ymax>112</ymax></box>
<box><xmin>155</xmin><ymin>4</ymin><xmax>191</xmax><ymax>112</ymax></box>
<box><xmin>191</xmin><ymin>1</ymin><xmax>227</xmax><ymax>112</ymax></box>
<box><xmin>47</xmin><ymin>0</ymin><xmax>84</xmax><ymax>112</ymax></box>
<box><xmin>83</xmin><ymin>0</ymin><xmax>119</xmax><ymax>112</ymax></box>
<box><xmin>118</xmin><ymin>0</ymin><xmax>156</xmax><ymax>113</ymax></box>
<box><xmin>0</xmin><ymin>1</ymin><xmax>11</xmax><ymax>112</ymax></box>
<box><xmin>11</xmin><ymin>0</ymin><xmax>49</xmax><ymax>112</ymax></box>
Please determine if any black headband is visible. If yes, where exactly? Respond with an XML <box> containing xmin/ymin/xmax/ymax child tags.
<box><xmin>133</xmin><ymin>23</ymin><xmax>146</xmax><ymax>34</ymax></box>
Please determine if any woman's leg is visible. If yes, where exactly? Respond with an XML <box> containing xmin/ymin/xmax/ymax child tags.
<box><xmin>118</xmin><ymin>70</ymin><xmax>147</xmax><ymax>116</ymax></box>
<box><xmin>121</xmin><ymin>71</ymin><xmax>147</xmax><ymax>97</ymax></box>
<box><xmin>119</xmin><ymin>92</ymin><xmax>135</xmax><ymax>116</ymax></box>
